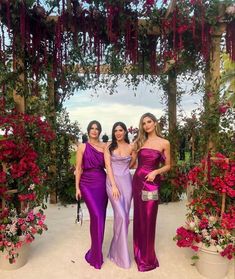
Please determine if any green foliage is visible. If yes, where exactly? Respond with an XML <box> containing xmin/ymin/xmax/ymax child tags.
<box><xmin>221</xmin><ymin>53</ymin><xmax>235</xmax><ymax>106</ymax></box>
<box><xmin>216</xmin><ymin>107</ymin><xmax>235</xmax><ymax>157</ymax></box>
<box><xmin>159</xmin><ymin>178</ymin><xmax>173</xmax><ymax>203</ymax></box>
<box><xmin>56</xmin><ymin>167</ymin><xmax>76</xmax><ymax>204</ymax></box>
<box><xmin>54</xmin><ymin>109</ymin><xmax>80</xmax><ymax>204</ymax></box>
<box><xmin>70</xmin><ymin>151</ymin><xmax>76</xmax><ymax>166</ymax></box>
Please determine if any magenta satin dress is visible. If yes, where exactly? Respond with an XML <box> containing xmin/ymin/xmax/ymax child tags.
<box><xmin>106</xmin><ymin>154</ymin><xmax>132</xmax><ymax>268</ymax></box>
<box><xmin>80</xmin><ymin>143</ymin><xmax>108</xmax><ymax>269</ymax></box>
<box><xmin>132</xmin><ymin>148</ymin><xmax>165</xmax><ymax>272</ymax></box>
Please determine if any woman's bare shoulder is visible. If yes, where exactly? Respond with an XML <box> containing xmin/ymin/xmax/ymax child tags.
<box><xmin>129</xmin><ymin>142</ymin><xmax>134</xmax><ymax>149</ymax></box>
<box><xmin>104</xmin><ymin>141</ymin><xmax>112</xmax><ymax>151</ymax></box>
<box><xmin>99</xmin><ymin>142</ymin><xmax>110</xmax><ymax>151</ymax></box>
<box><xmin>162</xmin><ymin>138</ymin><xmax>170</xmax><ymax>143</ymax></box>
<box><xmin>129</xmin><ymin>142</ymin><xmax>137</xmax><ymax>153</ymax></box>
<box><xmin>160</xmin><ymin>138</ymin><xmax>170</xmax><ymax>151</ymax></box>
<box><xmin>158</xmin><ymin>137</ymin><xmax>169</xmax><ymax>145</ymax></box>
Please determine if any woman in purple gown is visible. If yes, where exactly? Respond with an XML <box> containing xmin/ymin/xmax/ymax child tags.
<box><xmin>132</xmin><ymin>113</ymin><xmax>171</xmax><ymax>272</ymax></box>
<box><xmin>75</xmin><ymin>120</ymin><xmax>108</xmax><ymax>269</ymax></box>
<box><xmin>104</xmin><ymin>122</ymin><xmax>135</xmax><ymax>269</ymax></box>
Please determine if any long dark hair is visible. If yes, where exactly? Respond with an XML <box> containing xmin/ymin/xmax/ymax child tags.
<box><xmin>109</xmin><ymin>122</ymin><xmax>129</xmax><ymax>154</ymax></box>
<box><xmin>87</xmin><ymin>120</ymin><xmax>102</xmax><ymax>136</ymax></box>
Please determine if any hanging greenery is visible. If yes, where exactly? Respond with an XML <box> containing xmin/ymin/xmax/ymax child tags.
<box><xmin>0</xmin><ymin>1</ymin><xmax>234</xmax><ymax>90</ymax></box>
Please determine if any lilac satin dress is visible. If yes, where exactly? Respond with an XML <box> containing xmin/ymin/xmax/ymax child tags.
<box><xmin>80</xmin><ymin>143</ymin><xmax>108</xmax><ymax>269</ymax></box>
<box><xmin>106</xmin><ymin>154</ymin><xmax>132</xmax><ymax>268</ymax></box>
<box><xmin>132</xmin><ymin>148</ymin><xmax>165</xmax><ymax>272</ymax></box>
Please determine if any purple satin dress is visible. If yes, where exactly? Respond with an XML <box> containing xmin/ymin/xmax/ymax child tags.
<box><xmin>106</xmin><ymin>154</ymin><xmax>132</xmax><ymax>268</ymax></box>
<box><xmin>132</xmin><ymin>148</ymin><xmax>165</xmax><ymax>272</ymax></box>
<box><xmin>80</xmin><ymin>143</ymin><xmax>108</xmax><ymax>269</ymax></box>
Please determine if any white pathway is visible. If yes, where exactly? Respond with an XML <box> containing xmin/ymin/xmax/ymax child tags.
<box><xmin>0</xmin><ymin>200</ymin><xmax>234</xmax><ymax>279</ymax></box>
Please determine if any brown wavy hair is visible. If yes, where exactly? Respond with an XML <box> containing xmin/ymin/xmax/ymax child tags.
<box><xmin>87</xmin><ymin>120</ymin><xmax>102</xmax><ymax>136</ymax></box>
<box><xmin>134</xmin><ymin>112</ymin><xmax>162</xmax><ymax>151</ymax></box>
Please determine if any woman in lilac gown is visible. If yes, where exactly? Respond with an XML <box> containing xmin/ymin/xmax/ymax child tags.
<box><xmin>104</xmin><ymin>122</ymin><xmax>135</xmax><ymax>269</ymax></box>
<box><xmin>75</xmin><ymin>120</ymin><xmax>108</xmax><ymax>269</ymax></box>
<box><xmin>132</xmin><ymin>113</ymin><xmax>171</xmax><ymax>272</ymax></box>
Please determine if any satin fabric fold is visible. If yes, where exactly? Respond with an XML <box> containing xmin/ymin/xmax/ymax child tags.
<box><xmin>133</xmin><ymin>148</ymin><xmax>165</xmax><ymax>272</ymax></box>
<box><xmin>106</xmin><ymin>154</ymin><xmax>132</xmax><ymax>268</ymax></box>
<box><xmin>80</xmin><ymin>143</ymin><xmax>108</xmax><ymax>269</ymax></box>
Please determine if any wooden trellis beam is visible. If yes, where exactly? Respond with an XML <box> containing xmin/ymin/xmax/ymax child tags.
<box><xmin>64</xmin><ymin>59</ymin><xmax>174</xmax><ymax>75</ymax></box>
<box><xmin>205</xmin><ymin>24</ymin><xmax>227</xmax><ymax>151</ymax></box>
<box><xmin>47</xmin><ymin>16</ymin><xmax>160</xmax><ymax>35</ymax></box>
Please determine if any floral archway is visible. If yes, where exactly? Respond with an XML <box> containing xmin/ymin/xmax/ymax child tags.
<box><xmin>0</xmin><ymin>0</ymin><xmax>235</xmax><ymax>265</ymax></box>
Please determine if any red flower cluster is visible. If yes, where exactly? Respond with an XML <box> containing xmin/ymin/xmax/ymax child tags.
<box><xmin>0</xmin><ymin>112</ymin><xmax>55</xmax><ymax>141</ymax></box>
<box><xmin>220</xmin><ymin>244</ymin><xmax>235</xmax><ymax>260</ymax></box>
<box><xmin>190</xmin><ymin>197</ymin><xmax>220</xmax><ymax>216</ymax></box>
<box><xmin>211</xmin><ymin>157</ymin><xmax>235</xmax><ymax>198</ymax></box>
<box><xmin>0</xmin><ymin>171</ymin><xmax>6</xmax><ymax>184</ymax></box>
<box><xmin>175</xmin><ymin>226</ymin><xmax>199</xmax><ymax>251</ymax></box>
<box><xmin>18</xmin><ymin>193</ymin><xmax>36</xmax><ymax>202</ymax></box>
<box><xmin>218</xmin><ymin>103</ymin><xmax>230</xmax><ymax>115</ymax></box>
<box><xmin>187</xmin><ymin>153</ymin><xmax>235</xmax><ymax>197</ymax></box>
<box><xmin>188</xmin><ymin>166</ymin><xmax>205</xmax><ymax>186</ymax></box>
<box><xmin>0</xmin><ymin>111</ymin><xmax>55</xmax><ymax>203</ymax></box>
<box><xmin>221</xmin><ymin>209</ymin><xmax>235</xmax><ymax>230</ymax></box>
<box><xmin>199</xmin><ymin>217</ymin><xmax>209</xmax><ymax>229</ymax></box>
<box><xmin>171</xmin><ymin>169</ymin><xmax>188</xmax><ymax>189</ymax></box>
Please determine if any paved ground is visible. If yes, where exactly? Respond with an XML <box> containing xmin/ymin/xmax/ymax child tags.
<box><xmin>0</xmin><ymin>200</ymin><xmax>234</xmax><ymax>279</ymax></box>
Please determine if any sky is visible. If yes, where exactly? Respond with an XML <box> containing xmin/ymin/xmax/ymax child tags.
<box><xmin>64</xmin><ymin>77</ymin><xmax>202</xmax><ymax>137</ymax></box>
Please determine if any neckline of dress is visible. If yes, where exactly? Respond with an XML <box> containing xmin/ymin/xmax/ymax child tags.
<box><xmin>87</xmin><ymin>142</ymin><xmax>104</xmax><ymax>154</ymax></box>
<box><xmin>112</xmin><ymin>153</ymin><xmax>131</xmax><ymax>159</ymax></box>
<box><xmin>140</xmin><ymin>147</ymin><xmax>163</xmax><ymax>154</ymax></box>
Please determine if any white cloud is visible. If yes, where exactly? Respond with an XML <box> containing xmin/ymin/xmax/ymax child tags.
<box><xmin>64</xmin><ymin>79</ymin><xmax>202</xmax><ymax>137</ymax></box>
<box><xmin>66</xmin><ymin>102</ymin><xmax>163</xmax><ymax>135</ymax></box>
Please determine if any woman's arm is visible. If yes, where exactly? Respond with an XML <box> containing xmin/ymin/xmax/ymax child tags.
<box><xmin>129</xmin><ymin>143</ymin><xmax>138</xmax><ymax>169</ymax></box>
<box><xmin>145</xmin><ymin>140</ymin><xmax>171</xmax><ymax>182</ymax></box>
<box><xmin>75</xmin><ymin>143</ymin><xmax>85</xmax><ymax>200</ymax></box>
<box><xmin>104</xmin><ymin>145</ymin><xmax>120</xmax><ymax>200</ymax></box>
<box><xmin>157</xmin><ymin>140</ymin><xmax>171</xmax><ymax>174</ymax></box>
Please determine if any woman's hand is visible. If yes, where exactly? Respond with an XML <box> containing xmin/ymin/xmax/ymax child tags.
<box><xmin>76</xmin><ymin>188</ymin><xmax>81</xmax><ymax>200</ymax></box>
<box><xmin>145</xmin><ymin>170</ymin><xmax>158</xmax><ymax>182</ymax></box>
<box><xmin>112</xmin><ymin>185</ymin><xmax>120</xmax><ymax>200</ymax></box>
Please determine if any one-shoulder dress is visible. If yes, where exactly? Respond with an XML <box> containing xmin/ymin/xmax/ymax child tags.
<box><xmin>80</xmin><ymin>143</ymin><xmax>108</xmax><ymax>269</ymax></box>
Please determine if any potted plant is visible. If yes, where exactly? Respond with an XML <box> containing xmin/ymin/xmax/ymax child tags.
<box><xmin>174</xmin><ymin>153</ymin><xmax>235</xmax><ymax>279</ymax></box>
<box><xmin>0</xmin><ymin>207</ymin><xmax>47</xmax><ymax>268</ymax></box>
<box><xmin>0</xmin><ymin>111</ymin><xmax>55</xmax><ymax>269</ymax></box>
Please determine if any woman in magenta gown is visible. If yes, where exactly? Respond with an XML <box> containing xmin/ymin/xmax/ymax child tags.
<box><xmin>75</xmin><ymin>120</ymin><xmax>108</xmax><ymax>269</ymax></box>
<box><xmin>132</xmin><ymin>113</ymin><xmax>171</xmax><ymax>272</ymax></box>
<box><xmin>104</xmin><ymin>122</ymin><xmax>135</xmax><ymax>269</ymax></box>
